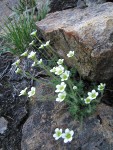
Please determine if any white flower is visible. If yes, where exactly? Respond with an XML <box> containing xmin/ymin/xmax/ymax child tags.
<box><xmin>28</xmin><ymin>87</ymin><xmax>36</xmax><ymax>97</ymax></box>
<box><xmin>15</xmin><ymin>68</ymin><xmax>22</xmax><ymax>74</ymax></box>
<box><xmin>39</xmin><ymin>44</ymin><xmax>45</xmax><ymax>49</ymax></box>
<box><xmin>21</xmin><ymin>50</ymin><xmax>28</xmax><ymax>57</ymax></box>
<box><xmin>53</xmin><ymin>128</ymin><xmax>62</xmax><ymax>140</ymax></box>
<box><xmin>28</xmin><ymin>51</ymin><xmax>36</xmax><ymax>60</ymax></box>
<box><xmin>84</xmin><ymin>97</ymin><xmax>91</xmax><ymax>104</ymax></box>
<box><xmin>81</xmin><ymin>98</ymin><xmax>84</xmax><ymax>101</ymax></box>
<box><xmin>38</xmin><ymin>59</ymin><xmax>42</xmax><ymax>65</ymax></box>
<box><xmin>88</xmin><ymin>90</ymin><xmax>98</xmax><ymax>100</ymax></box>
<box><xmin>50</xmin><ymin>67</ymin><xmax>56</xmax><ymax>73</ymax></box>
<box><xmin>12</xmin><ymin>59</ymin><xmax>20</xmax><ymax>66</ymax></box>
<box><xmin>98</xmin><ymin>83</ymin><xmax>106</xmax><ymax>91</ymax></box>
<box><xmin>73</xmin><ymin>86</ymin><xmax>77</xmax><ymax>90</ymax></box>
<box><xmin>67</xmin><ymin>51</ymin><xmax>74</xmax><ymax>57</ymax></box>
<box><xmin>55</xmin><ymin>82</ymin><xmax>66</xmax><ymax>93</ymax></box>
<box><xmin>56</xmin><ymin>91</ymin><xmax>67</xmax><ymax>102</ymax></box>
<box><xmin>62</xmin><ymin>129</ymin><xmax>74</xmax><ymax>143</ymax></box>
<box><xmin>30</xmin><ymin>30</ymin><xmax>37</xmax><ymax>36</ymax></box>
<box><xmin>32</xmin><ymin>59</ymin><xmax>42</xmax><ymax>66</ymax></box>
<box><xmin>29</xmin><ymin>40</ymin><xmax>34</xmax><ymax>46</ymax></box>
<box><xmin>19</xmin><ymin>87</ymin><xmax>27</xmax><ymax>96</ymax></box>
<box><xmin>44</xmin><ymin>40</ymin><xmax>50</xmax><ymax>47</ymax></box>
<box><xmin>55</xmin><ymin>65</ymin><xmax>64</xmax><ymax>75</ymax></box>
<box><xmin>39</xmin><ymin>40</ymin><xmax>50</xmax><ymax>49</ymax></box>
<box><xmin>31</xmin><ymin>61</ymin><xmax>37</xmax><ymax>67</ymax></box>
<box><xmin>60</xmin><ymin>70</ymin><xmax>70</xmax><ymax>81</ymax></box>
<box><xmin>57</xmin><ymin>59</ymin><xmax>64</xmax><ymax>65</ymax></box>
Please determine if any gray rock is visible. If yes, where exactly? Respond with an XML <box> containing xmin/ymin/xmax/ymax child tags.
<box><xmin>37</xmin><ymin>0</ymin><xmax>77</xmax><ymax>13</ymax></box>
<box><xmin>0</xmin><ymin>117</ymin><xmax>8</xmax><ymax>134</ymax></box>
<box><xmin>77</xmin><ymin>0</ymin><xmax>106</xmax><ymax>8</ymax></box>
<box><xmin>21</xmin><ymin>81</ymin><xmax>113</xmax><ymax>149</ymax></box>
<box><xmin>0</xmin><ymin>52</ymin><xmax>29</xmax><ymax>149</ymax></box>
<box><xmin>0</xmin><ymin>0</ymin><xmax>18</xmax><ymax>27</ymax></box>
<box><xmin>36</xmin><ymin>3</ymin><xmax>113</xmax><ymax>81</ymax></box>
<box><xmin>49</xmin><ymin>0</ymin><xmax>77</xmax><ymax>12</ymax></box>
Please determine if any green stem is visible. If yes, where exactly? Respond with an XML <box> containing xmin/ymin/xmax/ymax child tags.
<box><xmin>33</xmin><ymin>45</ymin><xmax>49</xmax><ymax>60</ymax></box>
<box><xmin>35</xmin><ymin>35</ymin><xmax>59</xmax><ymax>59</ymax></box>
<box><xmin>67</xmin><ymin>80</ymin><xmax>77</xmax><ymax>103</ymax></box>
<box><xmin>69</xmin><ymin>79</ymin><xmax>81</xmax><ymax>100</ymax></box>
<box><xmin>88</xmin><ymin>104</ymin><xmax>91</xmax><ymax>113</ymax></box>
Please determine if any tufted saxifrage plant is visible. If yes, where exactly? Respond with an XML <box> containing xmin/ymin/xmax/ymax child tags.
<box><xmin>13</xmin><ymin>30</ymin><xmax>106</xmax><ymax>143</ymax></box>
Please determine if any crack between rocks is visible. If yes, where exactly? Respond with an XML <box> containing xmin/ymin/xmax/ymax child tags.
<box><xmin>97</xmin><ymin>115</ymin><xmax>102</xmax><ymax>124</ymax></box>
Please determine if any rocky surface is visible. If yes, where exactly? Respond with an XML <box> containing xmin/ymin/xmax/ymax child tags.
<box><xmin>0</xmin><ymin>117</ymin><xmax>8</xmax><ymax>134</ymax></box>
<box><xmin>21</xmin><ymin>80</ymin><xmax>113</xmax><ymax>150</ymax></box>
<box><xmin>0</xmin><ymin>53</ymin><xmax>29</xmax><ymax>149</ymax></box>
<box><xmin>49</xmin><ymin>0</ymin><xmax>77</xmax><ymax>12</ymax></box>
<box><xmin>0</xmin><ymin>0</ymin><xmax>18</xmax><ymax>27</ymax></box>
<box><xmin>36</xmin><ymin>2</ymin><xmax>113</xmax><ymax>81</ymax></box>
<box><xmin>36</xmin><ymin>0</ymin><xmax>77</xmax><ymax>13</ymax></box>
<box><xmin>49</xmin><ymin>0</ymin><xmax>107</xmax><ymax>12</ymax></box>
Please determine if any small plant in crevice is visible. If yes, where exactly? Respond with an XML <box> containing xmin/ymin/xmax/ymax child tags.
<box><xmin>2</xmin><ymin>13</ymin><xmax>36</xmax><ymax>55</ymax></box>
<box><xmin>13</xmin><ymin>30</ymin><xmax>106</xmax><ymax>144</ymax></box>
<box><xmin>1</xmin><ymin>1</ymin><xmax>49</xmax><ymax>55</ymax></box>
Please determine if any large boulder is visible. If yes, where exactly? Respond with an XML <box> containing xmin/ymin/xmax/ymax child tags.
<box><xmin>36</xmin><ymin>2</ymin><xmax>113</xmax><ymax>81</ymax></box>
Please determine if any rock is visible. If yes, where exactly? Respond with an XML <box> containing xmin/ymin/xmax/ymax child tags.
<box><xmin>49</xmin><ymin>0</ymin><xmax>77</xmax><ymax>12</ymax></box>
<box><xmin>36</xmin><ymin>3</ymin><xmax>113</xmax><ymax>81</ymax></box>
<box><xmin>0</xmin><ymin>117</ymin><xmax>8</xmax><ymax>134</ymax></box>
<box><xmin>36</xmin><ymin>0</ymin><xmax>77</xmax><ymax>13</ymax></box>
<box><xmin>0</xmin><ymin>0</ymin><xmax>18</xmax><ymax>27</ymax></box>
<box><xmin>21</xmin><ymin>80</ymin><xmax>113</xmax><ymax>149</ymax></box>
<box><xmin>0</xmin><ymin>53</ymin><xmax>29</xmax><ymax>149</ymax></box>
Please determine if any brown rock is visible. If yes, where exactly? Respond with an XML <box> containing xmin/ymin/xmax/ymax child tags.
<box><xmin>21</xmin><ymin>81</ymin><xmax>113</xmax><ymax>150</ymax></box>
<box><xmin>36</xmin><ymin>2</ymin><xmax>113</xmax><ymax>81</ymax></box>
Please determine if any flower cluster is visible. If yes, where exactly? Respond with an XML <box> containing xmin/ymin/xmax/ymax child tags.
<box><xmin>50</xmin><ymin>51</ymin><xmax>75</xmax><ymax>102</ymax></box>
<box><xmin>84</xmin><ymin>83</ymin><xmax>106</xmax><ymax>104</ymax></box>
<box><xmin>15</xmin><ymin>33</ymin><xmax>107</xmax><ymax>145</ymax></box>
<box><xmin>84</xmin><ymin>90</ymin><xmax>98</xmax><ymax>104</ymax></box>
<box><xmin>19</xmin><ymin>87</ymin><xmax>36</xmax><ymax>97</ymax></box>
<box><xmin>53</xmin><ymin>128</ymin><xmax>74</xmax><ymax>143</ymax></box>
<box><xmin>67</xmin><ymin>51</ymin><xmax>74</xmax><ymax>57</ymax></box>
<box><xmin>50</xmin><ymin>58</ymin><xmax>71</xmax><ymax>102</ymax></box>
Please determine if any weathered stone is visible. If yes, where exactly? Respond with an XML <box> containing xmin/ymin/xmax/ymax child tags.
<box><xmin>36</xmin><ymin>2</ymin><xmax>113</xmax><ymax>81</ymax></box>
<box><xmin>36</xmin><ymin>0</ymin><xmax>77</xmax><ymax>13</ymax></box>
<box><xmin>0</xmin><ymin>53</ymin><xmax>29</xmax><ymax>149</ymax></box>
<box><xmin>0</xmin><ymin>117</ymin><xmax>8</xmax><ymax>134</ymax></box>
<box><xmin>0</xmin><ymin>0</ymin><xmax>18</xmax><ymax>27</ymax></box>
<box><xmin>49</xmin><ymin>0</ymin><xmax>77</xmax><ymax>12</ymax></box>
<box><xmin>21</xmin><ymin>80</ymin><xmax>113</xmax><ymax>150</ymax></box>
